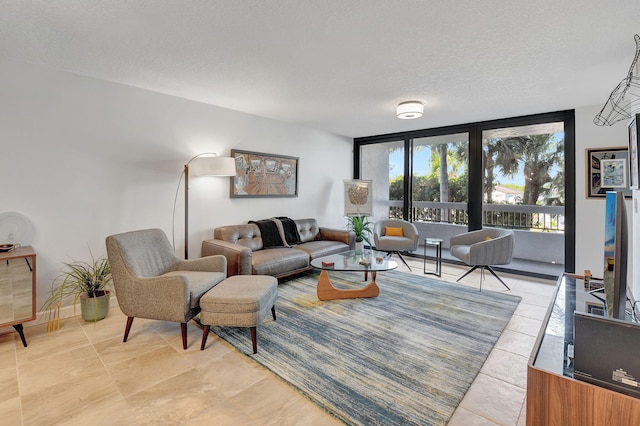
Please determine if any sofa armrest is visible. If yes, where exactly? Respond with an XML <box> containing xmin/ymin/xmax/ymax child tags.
<box><xmin>201</xmin><ymin>239</ymin><xmax>253</xmax><ymax>277</ymax></box>
<box><xmin>319</xmin><ymin>227</ymin><xmax>356</xmax><ymax>249</ymax></box>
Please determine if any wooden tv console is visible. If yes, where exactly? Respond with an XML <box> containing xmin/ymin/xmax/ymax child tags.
<box><xmin>527</xmin><ymin>274</ymin><xmax>640</xmax><ymax>425</ymax></box>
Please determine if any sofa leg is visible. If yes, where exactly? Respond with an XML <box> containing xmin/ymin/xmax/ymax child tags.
<box><xmin>123</xmin><ymin>317</ymin><xmax>134</xmax><ymax>343</ymax></box>
<box><xmin>250</xmin><ymin>326</ymin><xmax>257</xmax><ymax>354</ymax></box>
<box><xmin>181</xmin><ymin>323</ymin><xmax>188</xmax><ymax>350</ymax></box>
<box><xmin>200</xmin><ymin>325</ymin><xmax>210</xmax><ymax>350</ymax></box>
<box><xmin>271</xmin><ymin>305</ymin><xmax>276</xmax><ymax>321</ymax></box>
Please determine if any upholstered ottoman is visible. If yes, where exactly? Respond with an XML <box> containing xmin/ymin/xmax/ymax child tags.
<box><xmin>199</xmin><ymin>275</ymin><xmax>278</xmax><ymax>354</ymax></box>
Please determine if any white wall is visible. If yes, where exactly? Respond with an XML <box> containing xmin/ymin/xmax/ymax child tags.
<box><xmin>574</xmin><ymin>105</ymin><xmax>637</xmax><ymax>299</ymax></box>
<box><xmin>0</xmin><ymin>60</ymin><xmax>352</xmax><ymax>310</ymax></box>
<box><xmin>2</xmin><ymin>60</ymin><xmax>637</xmax><ymax>312</ymax></box>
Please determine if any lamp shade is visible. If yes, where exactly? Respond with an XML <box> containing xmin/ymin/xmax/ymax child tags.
<box><xmin>189</xmin><ymin>156</ymin><xmax>236</xmax><ymax>176</ymax></box>
<box><xmin>396</xmin><ymin>101</ymin><xmax>424</xmax><ymax>119</ymax></box>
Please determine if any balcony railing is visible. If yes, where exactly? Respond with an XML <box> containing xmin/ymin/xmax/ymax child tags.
<box><xmin>388</xmin><ymin>201</ymin><xmax>564</xmax><ymax>232</ymax></box>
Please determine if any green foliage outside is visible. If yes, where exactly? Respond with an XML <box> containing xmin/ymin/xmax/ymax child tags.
<box><xmin>386</xmin><ymin>133</ymin><xmax>564</xmax><ymax>230</ymax></box>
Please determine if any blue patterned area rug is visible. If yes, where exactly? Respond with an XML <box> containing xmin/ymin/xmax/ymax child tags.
<box><xmin>210</xmin><ymin>270</ymin><xmax>521</xmax><ymax>425</ymax></box>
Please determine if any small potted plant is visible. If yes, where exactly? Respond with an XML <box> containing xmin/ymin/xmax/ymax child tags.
<box><xmin>43</xmin><ymin>254</ymin><xmax>113</xmax><ymax>322</ymax></box>
<box><xmin>346</xmin><ymin>215</ymin><xmax>373</xmax><ymax>251</ymax></box>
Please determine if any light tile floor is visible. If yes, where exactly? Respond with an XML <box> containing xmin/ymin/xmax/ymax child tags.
<box><xmin>0</xmin><ymin>258</ymin><xmax>556</xmax><ymax>425</ymax></box>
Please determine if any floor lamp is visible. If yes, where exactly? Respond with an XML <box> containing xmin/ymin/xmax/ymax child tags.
<box><xmin>182</xmin><ymin>153</ymin><xmax>236</xmax><ymax>259</ymax></box>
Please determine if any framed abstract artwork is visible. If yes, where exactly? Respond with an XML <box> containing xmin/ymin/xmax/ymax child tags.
<box><xmin>585</xmin><ymin>147</ymin><xmax>631</xmax><ymax>198</ymax></box>
<box><xmin>229</xmin><ymin>149</ymin><xmax>298</xmax><ymax>198</ymax></box>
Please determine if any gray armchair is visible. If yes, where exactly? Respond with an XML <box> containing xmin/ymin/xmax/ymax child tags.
<box><xmin>373</xmin><ymin>219</ymin><xmax>419</xmax><ymax>271</ymax></box>
<box><xmin>106</xmin><ymin>228</ymin><xmax>227</xmax><ymax>349</ymax></box>
<box><xmin>449</xmin><ymin>228</ymin><xmax>514</xmax><ymax>291</ymax></box>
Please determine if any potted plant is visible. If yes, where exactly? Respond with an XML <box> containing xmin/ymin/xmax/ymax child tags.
<box><xmin>346</xmin><ymin>215</ymin><xmax>373</xmax><ymax>251</ymax></box>
<box><xmin>43</xmin><ymin>254</ymin><xmax>113</xmax><ymax>322</ymax></box>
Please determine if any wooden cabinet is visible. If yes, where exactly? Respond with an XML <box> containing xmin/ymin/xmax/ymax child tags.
<box><xmin>0</xmin><ymin>246</ymin><xmax>36</xmax><ymax>346</ymax></box>
<box><xmin>527</xmin><ymin>274</ymin><xmax>640</xmax><ymax>425</ymax></box>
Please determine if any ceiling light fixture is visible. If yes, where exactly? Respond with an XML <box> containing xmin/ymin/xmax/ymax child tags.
<box><xmin>396</xmin><ymin>100</ymin><xmax>424</xmax><ymax>119</ymax></box>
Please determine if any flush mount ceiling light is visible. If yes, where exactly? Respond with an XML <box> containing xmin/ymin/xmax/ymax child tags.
<box><xmin>396</xmin><ymin>100</ymin><xmax>424</xmax><ymax>119</ymax></box>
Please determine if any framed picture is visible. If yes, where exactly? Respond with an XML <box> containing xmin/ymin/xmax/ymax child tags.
<box><xmin>229</xmin><ymin>149</ymin><xmax>298</xmax><ymax>198</ymax></box>
<box><xmin>586</xmin><ymin>301</ymin><xmax>605</xmax><ymax>317</ymax></box>
<box><xmin>343</xmin><ymin>179</ymin><xmax>372</xmax><ymax>216</ymax></box>
<box><xmin>629</xmin><ymin>114</ymin><xmax>640</xmax><ymax>189</ymax></box>
<box><xmin>585</xmin><ymin>147</ymin><xmax>632</xmax><ymax>198</ymax></box>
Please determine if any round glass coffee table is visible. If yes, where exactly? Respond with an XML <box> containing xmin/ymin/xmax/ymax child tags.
<box><xmin>310</xmin><ymin>249</ymin><xmax>398</xmax><ymax>301</ymax></box>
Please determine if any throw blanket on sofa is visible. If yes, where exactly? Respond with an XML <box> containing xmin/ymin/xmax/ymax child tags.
<box><xmin>249</xmin><ymin>220</ymin><xmax>284</xmax><ymax>248</ymax></box>
<box><xmin>276</xmin><ymin>217</ymin><xmax>301</xmax><ymax>245</ymax></box>
<box><xmin>249</xmin><ymin>217</ymin><xmax>302</xmax><ymax>248</ymax></box>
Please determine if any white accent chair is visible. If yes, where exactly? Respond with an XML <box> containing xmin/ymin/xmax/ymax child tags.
<box><xmin>373</xmin><ymin>219</ymin><xmax>419</xmax><ymax>271</ymax></box>
<box><xmin>449</xmin><ymin>228</ymin><xmax>514</xmax><ymax>291</ymax></box>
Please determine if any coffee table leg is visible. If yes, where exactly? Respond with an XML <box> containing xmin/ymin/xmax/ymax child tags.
<box><xmin>317</xmin><ymin>269</ymin><xmax>380</xmax><ymax>301</ymax></box>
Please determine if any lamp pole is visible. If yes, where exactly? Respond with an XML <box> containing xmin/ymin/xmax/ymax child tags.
<box><xmin>184</xmin><ymin>163</ymin><xmax>190</xmax><ymax>259</ymax></box>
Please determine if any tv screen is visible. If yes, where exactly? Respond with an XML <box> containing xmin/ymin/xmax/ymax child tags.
<box><xmin>603</xmin><ymin>191</ymin><xmax>628</xmax><ymax>320</ymax></box>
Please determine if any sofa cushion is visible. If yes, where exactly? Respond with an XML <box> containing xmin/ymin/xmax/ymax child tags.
<box><xmin>295</xmin><ymin>218</ymin><xmax>320</xmax><ymax>243</ymax></box>
<box><xmin>294</xmin><ymin>240</ymin><xmax>351</xmax><ymax>260</ymax></box>
<box><xmin>251</xmin><ymin>247</ymin><xmax>309</xmax><ymax>276</ymax></box>
<box><xmin>214</xmin><ymin>224</ymin><xmax>263</xmax><ymax>251</ymax></box>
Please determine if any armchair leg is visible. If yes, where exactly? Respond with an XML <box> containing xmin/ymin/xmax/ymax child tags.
<box><xmin>486</xmin><ymin>266</ymin><xmax>511</xmax><ymax>291</ymax></box>
<box><xmin>456</xmin><ymin>265</ymin><xmax>480</xmax><ymax>282</ymax></box>
<box><xmin>391</xmin><ymin>251</ymin><xmax>412</xmax><ymax>271</ymax></box>
<box><xmin>271</xmin><ymin>305</ymin><xmax>276</xmax><ymax>321</ymax></box>
<box><xmin>201</xmin><ymin>325</ymin><xmax>210</xmax><ymax>350</ymax></box>
<box><xmin>123</xmin><ymin>317</ymin><xmax>134</xmax><ymax>343</ymax></box>
<box><xmin>457</xmin><ymin>265</ymin><xmax>510</xmax><ymax>291</ymax></box>
<box><xmin>250</xmin><ymin>326</ymin><xmax>258</xmax><ymax>354</ymax></box>
<box><xmin>181</xmin><ymin>323</ymin><xmax>188</xmax><ymax>350</ymax></box>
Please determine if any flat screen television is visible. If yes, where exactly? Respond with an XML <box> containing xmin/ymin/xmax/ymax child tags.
<box><xmin>603</xmin><ymin>191</ymin><xmax>628</xmax><ymax>320</ymax></box>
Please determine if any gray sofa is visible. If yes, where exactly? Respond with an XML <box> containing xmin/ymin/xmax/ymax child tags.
<box><xmin>201</xmin><ymin>218</ymin><xmax>355</xmax><ymax>278</ymax></box>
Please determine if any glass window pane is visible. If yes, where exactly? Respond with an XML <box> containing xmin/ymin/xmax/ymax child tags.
<box><xmin>412</xmin><ymin>133</ymin><xmax>469</xmax><ymax>224</ymax></box>
<box><xmin>481</xmin><ymin>122</ymin><xmax>565</xmax><ymax>232</ymax></box>
<box><xmin>360</xmin><ymin>140</ymin><xmax>404</xmax><ymax>220</ymax></box>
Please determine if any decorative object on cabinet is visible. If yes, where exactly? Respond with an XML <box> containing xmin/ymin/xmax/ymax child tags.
<box><xmin>172</xmin><ymin>153</ymin><xmax>236</xmax><ymax>259</ymax></box>
<box><xmin>229</xmin><ymin>149</ymin><xmax>298</xmax><ymax>198</ymax></box>
<box><xmin>43</xmin><ymin>254</ymin><xmax>113</xmax><ymax>322</ymax></box>
<box><xmin>0</xmin><ymin>211</ymin><xmax>35</xmax><ymax>248</ymax></box>
<box><xmin>0</xmin><ymin>246</ymin><xmax>36</xmax><ymax>346</ymax></box>
<box><xmin>586</xmin><ymin>147</ymin><xmax>632</xmax><ymax>198</ymax></box>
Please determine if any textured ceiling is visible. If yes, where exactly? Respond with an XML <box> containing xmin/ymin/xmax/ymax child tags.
<box><xmin>1</xmin><ymin>1</ymin><xmax>639</xmax><ymax>138</ymax></box>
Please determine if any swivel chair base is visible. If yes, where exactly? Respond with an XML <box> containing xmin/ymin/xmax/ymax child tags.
<box><xmin>385</xmin><ymin>251</ymin><xmax>412</xmax><ymax>271</ymax></box>
<box><xmin>457</xmin><ymin>265</ymin><xmax>510</xmax><ymax>291</ymax></box>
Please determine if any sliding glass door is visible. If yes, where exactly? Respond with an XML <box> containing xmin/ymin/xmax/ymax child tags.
<box><xmin>354</xmin><ymin>110</ymin><xmax>575</xmax><ymax>278</ymax></box>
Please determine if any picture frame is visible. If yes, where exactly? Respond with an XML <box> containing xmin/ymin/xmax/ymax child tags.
<box><xmin>585</xmin><ymin>147</ymin><xmax>632</xmax><ymax>198</ymax></box>
<box><xmin>628</xmin><ymin>114</ymin><xmax>640</xmax><ymax>189</ymax></box>
<box><xmin>343</xmin><ymin>179</ymin><xmax>373</xmax><ymax>216</ymax></box>
<box><xmin>586</xmin><ymin>301</ymin><xmax>605</xmax><ymax>317</ymax></box>
<box><xmin>229</xmin><ymin>149</ymin><xmax>298</xmax><ymax>198</ymax></box>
